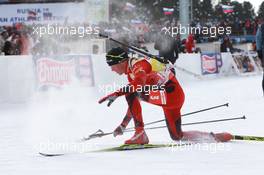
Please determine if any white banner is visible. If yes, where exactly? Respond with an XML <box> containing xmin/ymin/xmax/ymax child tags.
<box><xmin>0</xmin><ymin>2</ymin><xmax>84</xmax><ymax>25</ymax></box>
<box><xmin>0</xmin><ymin>1</ymin><xmax>109</xmax><ymax>25</ymax></box>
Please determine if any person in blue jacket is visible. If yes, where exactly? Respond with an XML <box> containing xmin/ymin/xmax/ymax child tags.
<box><xmin>256</xmin><ymin>20</ymin><xmax>264</xmax><ymax>95</ymax></box>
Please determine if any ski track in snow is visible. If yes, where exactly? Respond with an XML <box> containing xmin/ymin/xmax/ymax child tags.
<box><xmin>1</xmin><ymin>57</ymin><xmax>264</xmax><ymax>175</ymax></box>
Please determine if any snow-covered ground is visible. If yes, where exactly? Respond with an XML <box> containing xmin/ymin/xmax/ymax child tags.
<box><xmin>1</xmin><ymin>54</ymin><xmax>264</xmax><ymax>175</ymax></box>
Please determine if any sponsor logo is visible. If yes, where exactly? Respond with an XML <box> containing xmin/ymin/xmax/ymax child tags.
<box><xmin>201</xmin><ymin>54</ymin><xmax>218</xmax><ymax>74</ymax></box>
<box><xmin>37</xmin><ymin>58</ymin><xmax>75</xmax><ymax>87</ymax></box>
<box><xmin>150</xmin><ymin>95</ymin><xmax>160</xmax><ymax>100</ymax></box>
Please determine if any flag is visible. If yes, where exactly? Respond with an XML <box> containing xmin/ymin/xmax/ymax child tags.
<box><xmin>163</xmin><ymin>7</ymin><xmax>174</xmax><ymax>15</ymax></box>
<box><xmin>221</xmin><ymin>4</ymin><xmax>234</xmax><ymax>13</ymax></box>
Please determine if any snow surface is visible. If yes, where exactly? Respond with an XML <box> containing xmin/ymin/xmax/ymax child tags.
<box><xmin>1</xmin><ymin>53</ymin><xmax>264</xmax><ymax>175</ymax></box>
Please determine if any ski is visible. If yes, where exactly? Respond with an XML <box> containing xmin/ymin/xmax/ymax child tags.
<box><xmin>93</xmin><ymin>142</ymin><xmax>193</xmax><ymax>152</ymax></box>
<box><xmin>233</xmin><ymin>135</ymin><xmax>264</xmax><ymax>141</ymax></box>
<box><xmin>39</xmin><ymin>142</ymin><xmax>193</xmax><ymax>156</ymax></box>
<box><xmin>39</xmin><ymin>135</ymin><xmax>264</xmax><ymax>156</ymax></box>
<box><xmin>39</xmin><ymin>152</ymin><xmax>65</xmax><ymax>157</ymax></box>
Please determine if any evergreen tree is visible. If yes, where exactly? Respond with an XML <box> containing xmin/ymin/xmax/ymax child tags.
<box><xmin>258</xmin><ymin>1</ymin><xmax>264</xmax><ymax>19</ymax></box>
<box><xmin>231</xmin><ymin>1</ymin><xmax>243</xmax><ymax>19</ymax></box>
<box><xmin>200</xmin><ymin>0</ymin><xmax>214</xmax><ymax>22</ymax></box>
<box><xmin>241</xmin><ymin>1</ymin><xmax>255</xmax><ymax>20</ymax></box>
<box><xmin>192</xmin><ymin>0</ymin><xmax>202</xmax><ymax>22</ymax></box>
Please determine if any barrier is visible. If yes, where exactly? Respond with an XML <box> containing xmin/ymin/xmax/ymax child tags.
<box><xmin>0</xmin><ymin>54</ymin><xmax>95</xmax><ymax>103</ymax></box>
<box><xmin>176</xmin><ymin>52</ymin><xmax>262</xmax><ymax>78</ymax></box>
<box><xmin>0</xmin><ymin>52</ymin><xmax>261</xmax><ymax>103</ymax></box>
<box><xmin>0</xmin><ymin>55</ymin><xmax>35</xmax><ymax>103</ymax></box>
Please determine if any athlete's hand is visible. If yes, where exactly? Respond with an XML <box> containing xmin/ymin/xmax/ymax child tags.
<box><xmin>98</xmin><ymin>92</ymin><xmax>119</xmax><ymax>107</ymax></box>
<box><xmin>113</xmin><ymin>124</ymin><xmax>125</xmax><ymax>137</ymax></box>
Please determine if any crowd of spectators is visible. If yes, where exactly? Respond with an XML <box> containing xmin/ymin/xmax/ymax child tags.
<box><xmin>0</xmin><ymin>16</ymin><xmax>261</xmax><ymax>56</ymax></box>
<box><xmin>0</xmin><ymin>24</ymin><xmax>32</xmax><ymax>55</ymax></box>
<box><xmin>0</xmin><ymin>23</ymin><xmax>74</xmax><ymax>56</ymax></box>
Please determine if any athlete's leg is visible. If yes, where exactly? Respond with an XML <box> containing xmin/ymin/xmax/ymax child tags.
<box><xmin>125</xmin><ymin>93</ymin><xmax>149</xmax><ymax>144</ymax></box>
<box><xmin>162</xmin><ymin>107</ymin><xmax>183</xmax><ymax>140</ymax></box>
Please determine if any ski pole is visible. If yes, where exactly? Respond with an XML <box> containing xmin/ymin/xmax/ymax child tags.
<box><xmin>125</xmin><ymin>116</ymin><xmax>246</xmax><ymax>132</ymax></box>
<box><xmin>82</xmin><ymin>129</ymin><xmax>112</xmax><ymax>141</ymax></box>
<box><xmin>174</xmin><ymin>65</ymin><xmax>203</xmax><ymax>79</ymax></box>
<box><xmin>125</xmin><ymin>103</ymin><xmax>229</xmax><ymax>130</ymax></box>
<box><xmin>82</xmin><ymin>115</ymin><xmax>245</xmax><ymax>141</ymax></box>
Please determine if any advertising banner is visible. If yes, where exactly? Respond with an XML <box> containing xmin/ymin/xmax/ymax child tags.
<box><xmin>201</xmin><ymin>53</ymin><xmax>220</xmax><ymax>75</ymax></box>
<box><xmin>36</xmin><ymin>57</ymin><xmax>75</xmax><ymax>87</ymax></box>
<box><xmin>35</xmin><ymin>54</ymin><xmax>94</xmax><ymax>89</ymax></box>
<box><xmin>0</xmin><ymin>0</ymin><xmax>109</xmax><ymax>25</ymax></box>
<box><xmin>0</xmin><ymin>3</ymin><xmax>85</xmax><ymax>25</ymax></box>
<box><xmin>231</xmin><ymin>53</ymin><xmax>258</xmax><ymax>75</ymax></box>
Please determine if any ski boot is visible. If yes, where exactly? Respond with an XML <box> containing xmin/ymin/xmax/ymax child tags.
<box><xmin>211</xmin><ymin>132</ymin><xmax>233</xmax><ymax>142</ymax></box>
<box><xmin>125</xmin><ymin>127</ymin><xmax>149</xmax><ymax>145</ymax></box>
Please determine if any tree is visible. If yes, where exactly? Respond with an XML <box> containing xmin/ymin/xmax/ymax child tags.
<box><xmin>192</xmin><ymin>0</ymin><xmax>202</xmax><ymax>22</ymax></box>
<box><xmin>241</xmin><ymin>1</ymin><xmax>255</xmax><ymax>20</ymax></box>
<box><xmin>258</xmin><ymin>1</ymin><xmax>264</xmax><ymax>19</ymax></box>
<box><xmin>200</xmin><ymin>0</ymin><xmax>214</xmax><ymax>22</ymax></box>
<box><xmin>230</xmin><ymin>1</ymin><xmax>243</xmax><ymax>21</ymax></box>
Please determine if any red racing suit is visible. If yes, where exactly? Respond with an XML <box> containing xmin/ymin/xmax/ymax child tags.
<box><xmin>119</xmin><ymin>58</ymin><xmax>185</xmax><ymax>140</ymax></box>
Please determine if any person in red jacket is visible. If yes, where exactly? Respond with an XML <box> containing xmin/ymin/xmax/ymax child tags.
<box><xmin>99</xmin><ymin>47</ymin><xmax>232</xmax><ymax>144</ymax></box>
<box><xmin>185</xmin><ymin>34</ymin><xmax>195</xmax><ymax>53</ymax></box>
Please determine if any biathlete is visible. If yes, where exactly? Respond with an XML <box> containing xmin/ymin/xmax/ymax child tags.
<box><xmin>99</xmin><ymin>47</ymin><xmax>232</xmax><ymax>144</ymax></box>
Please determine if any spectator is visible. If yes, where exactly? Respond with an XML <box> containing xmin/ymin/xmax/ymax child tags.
<box><xmin>92</xmin><ymin>44</ymin><xmax>99</xmax><ymax>54</ymax></box>
<box><xmin>256</xmin><ymin>20</ymin><xmax>264</xmax><ymax>96</ymax></box>
<box><xmin>256</xmin><ymin>21</ymin><xmax>263</xmax><ymax>64</ymax></box>
<box><xmin>185</xmin><ymin>34</ymin><xmax>195</xmax><ymax>53</ymax></box>
<box><xmin>20</xmin><ymin>32</ymin><xmax>31</xmax><ymax>55</ymax></box>
<box><xmin>0</xmin><ymin>27</ymin><xmax>6</xmax><ymax>54</ymax></box>
<box><xmin>245</xmin><ymin>19</ymin><xmax>251</xmax><ymax>35</ymax></box>
<box><xmin>154</xmin><ymin>30</ymin><xmax>178</xmax><ymax>64</ymax></box>
<box><xmin>252</xmin><ymin>41</ymin><xmax>256</xmax><ymax>51</ymax></box>
<box><xmin>3</xmin><ymin>40</ymin><xmax>14</xmax><ymax>55</ymax></box>
<box><xmin>220</xmin><ymin>36</ymin><xmax>234</xmax><ymax>53</ymax></box>
<box><xmin>242</xmin><ymin>56</ymin><xmax>254</xmax><ymax>72</ymax></box>
<box><xmin>135</xmin><ymin>34</ymin><xmax>148</xmax><ymax>52</ymax></box>
<box><xmin>12</xmin><ymin>33</ymin><xmax>22</xmax><ymax>55</ymax></box>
